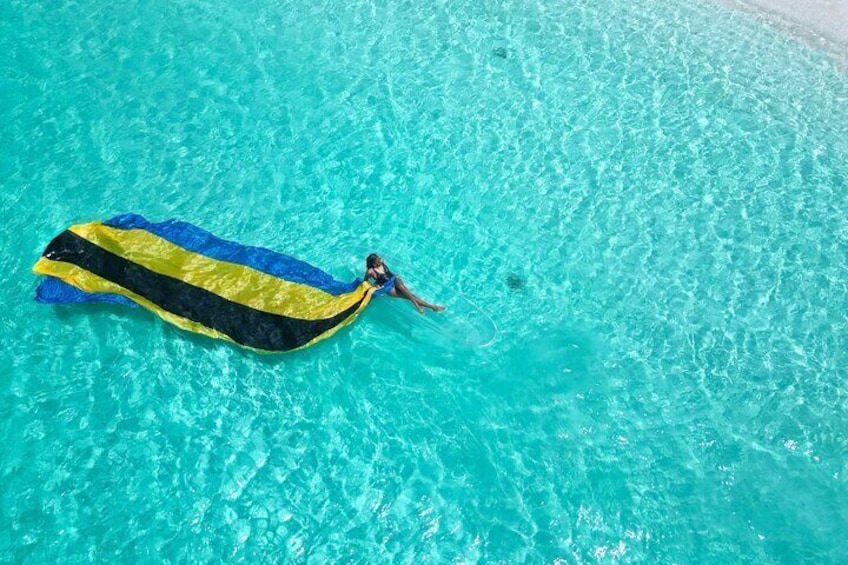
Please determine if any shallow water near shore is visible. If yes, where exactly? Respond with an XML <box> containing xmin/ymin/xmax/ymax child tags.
<box><xmin>2</xmin><ymin>0</ymin><xmax>848</xmax><ymax>562</ymax></box>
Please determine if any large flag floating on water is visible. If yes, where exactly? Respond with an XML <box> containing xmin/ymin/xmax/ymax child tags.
<box><xmin>32</xmin><ymin>214</ymin><xmax>393</xmax><ymax>352</ymax></box>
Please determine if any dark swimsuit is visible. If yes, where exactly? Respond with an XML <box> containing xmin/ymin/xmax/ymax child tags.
<box><xmin>373</xmin><ymin>266</ymin><xmax>394</xmax><ymax>285</ymax></box>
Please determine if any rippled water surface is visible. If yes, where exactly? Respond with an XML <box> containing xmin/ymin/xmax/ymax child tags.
<box><xmin>2</xmin><ymin>0</ymin><xmax>848</xmax><ymax>562</ymax></box>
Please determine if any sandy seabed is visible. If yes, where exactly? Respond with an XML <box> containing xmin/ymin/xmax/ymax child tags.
<box><xmin>715</xmin><ymin>0</ymin><xmax>848</xmax><ymax>68</ymax></box>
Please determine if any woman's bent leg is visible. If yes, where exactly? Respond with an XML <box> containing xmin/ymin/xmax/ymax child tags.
<box><xmin>394</xmin><ymin>278</ymin><xmax>444</xmax><ymax>312</ymax></box>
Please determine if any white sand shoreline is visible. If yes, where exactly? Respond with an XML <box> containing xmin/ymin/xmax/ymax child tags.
<box><xmin>710</xmin><ymin>0</ymin><xmax>848</xmax><ymax>69</ymax></box>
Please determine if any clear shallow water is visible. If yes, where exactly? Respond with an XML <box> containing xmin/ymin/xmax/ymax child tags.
<box><xmin>2</xmin><ymin>0</ymin><xmax>848</xmax><ymax>561</ymax></box>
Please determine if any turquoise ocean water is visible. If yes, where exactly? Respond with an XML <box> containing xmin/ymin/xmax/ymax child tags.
<box><xmin>2</xmin><ymin>0</ymin><xmax>848</xmax><ymax>562</ymax></box>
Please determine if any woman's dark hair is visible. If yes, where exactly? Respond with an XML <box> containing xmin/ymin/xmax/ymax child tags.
<box><xmin>366</xmin><ymin>254</ymin><xmax>381</xmax><ymax>269</ymax></box>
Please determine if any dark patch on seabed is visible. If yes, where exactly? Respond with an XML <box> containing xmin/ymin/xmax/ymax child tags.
<box><xmin>506</xmin><ymin>273</ymin><xmax>525</xmax><ymax>290</ymax></box>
